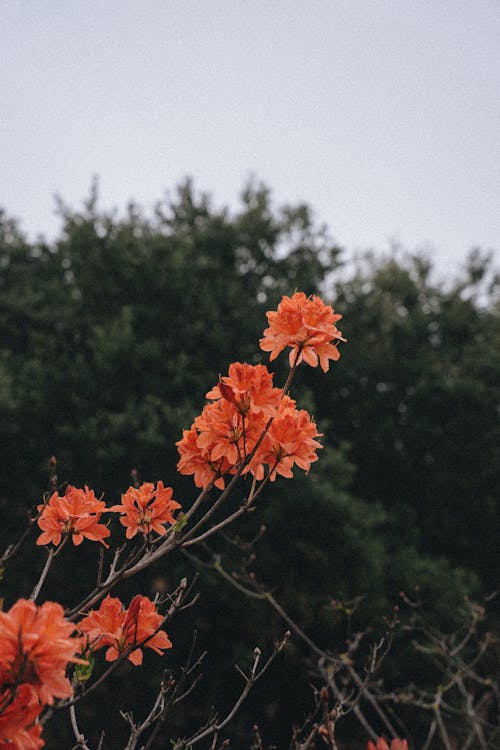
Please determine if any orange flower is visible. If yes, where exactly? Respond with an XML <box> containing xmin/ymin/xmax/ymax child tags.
<box><xmin>177</xmin><ymin>385</ymin><xmax>322</xmax><ymax>486</ymax></box>
<box><xmin>78</xmin><ymin>594</ymin><xmax>172</xmax><ymax>666</ymax></box>
<box><xmin>176</xmin><ymin>427</ymin><xmax>229</xmax><ymax>490</ymax></box>
<box><xmin>36</xmin><ymin>485</ymin><xmax>110</xmax><ymax>548</ymax></box>
<box><xmin>260</xmin><ymin>292</ymin><xmax>345</xmax><ymax>372</ymax></box>
<box><xmin>177</xmin><ymin>426</ymin><xmax>230</xmax><ymax>490</ymax></box>
<box><xmin>177</xmin><ymin>363</ymin><xmax>286</xmax><ymax>489</ymax></box>
<box><xmin>0</xmin><ymin>599</ymin><xmax>81</xmax><ymax>705</ymax></box>
<box><xmin>367</xmin><ymin>739</ymin><xmax>409</xmax><ymax>750</ymax></box>
<box><xmin>0</xmin><ymin>685</ymin><xmax>43</xmax><ymax>749</ymax></box>
<box><xmin>197</xmin><ymin>399</ymin><xmax>247</xmax><ymax>466</ymax></box>
<box><xmin>206</xmin><ymin>362</ymin><xmax>282</xmax><ymax>417</ymax></box>
<box><xmin>177</xmin><ymin>396</ymin><xmax>271</xmax><ymax>488</ymax></box>
<box><xmin>257</xmin><ymin>396</ymin><xmax>322</xmax><ymax>480</ymax></box>
<box><xmin>110</xmin><ymin>481</ymin><xmax>181</xmax><ymax>539</ymax></box>
<box><xmin>197</xmin><ymin>399</ymin><xmax>268</xmax><ymax>467</ymax></box>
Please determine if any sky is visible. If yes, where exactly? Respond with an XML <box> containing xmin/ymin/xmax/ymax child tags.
<box><xmin>1</xmin><ymin>0</ymin><xmax>499</xmax><ymax>277</ymax></box>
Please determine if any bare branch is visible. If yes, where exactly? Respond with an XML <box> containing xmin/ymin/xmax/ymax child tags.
<box><xmin>172</xmin><ymin>632</ymin><xmax>290</xmax><ymax>749</ymax></box>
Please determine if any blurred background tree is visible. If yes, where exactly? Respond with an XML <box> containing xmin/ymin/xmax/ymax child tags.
<box><xmin>0</xmin><ymin>182</ymin><xmax>498</xmax><ymax>746</ymax></box>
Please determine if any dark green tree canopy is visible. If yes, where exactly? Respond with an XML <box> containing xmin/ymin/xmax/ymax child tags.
<box><xmin>1</xmin><ymin>182</ymin><xmax>498</xmax><ymax>598</ymax></box>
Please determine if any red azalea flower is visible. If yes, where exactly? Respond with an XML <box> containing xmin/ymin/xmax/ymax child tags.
<box><xmin>78</xmin><ymin>595</ymin><xmax>172</xmax><ymax>666</ymax></box>
<box><xmin>36</xmin><ymin>485</ymin><xmax>110</xmax><ymax>548</ymax></box>
<box><xmin>0</xmin><ymin>685</ymin><xmax>43</xmax><ymax>749</ymax></box>
<box><xmin>0</xmin><ymin>599</ymin><xmax>82</xmax><ymax>705</ymax></box>
<box><xmin>367</xmin><ymin>738</ymin><xmax>409</xmax><ymax>750</ymax></box>
<box><xmin>206</xmin><ymin>362</ymin><xmax>282</xmax><ymax>417</ymax></box>
<box><xmin>110</xmin><ymin>481</ymin><xmax>180</xmax><ymax>539</ymax></box>
<box><xmin>260</xmin><ymin>292</ymin><xmax>345</xmax><ymax>371</ymax></box>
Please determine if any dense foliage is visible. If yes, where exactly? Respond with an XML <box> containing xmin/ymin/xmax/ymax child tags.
<box><xmin>0</xmin><ymin>181</ymin><xmax>498</xmax><ymax>746</ymax></box>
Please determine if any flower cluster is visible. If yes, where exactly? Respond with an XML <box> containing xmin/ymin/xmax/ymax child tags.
<box><xmin>260</xmin><ymin>291</ymin><xmax>345</xmax><ymax>372</ymax></box>
<box><xmin>177</xmin><ymin>295</ymin><xmax>343</xmax><ymax>489</ymax></box>
<box><xmin>177</xmin><ymin>362</ymin><xmax>322</xmax><ymax>488</ymax></box>
<box><xmin>78</xmin><ymin>594</ymin><xmax>172</xmax><ymax>666</ymax></box>
<box><xmin>36</xmin><ymin>482</ymin><xmax>180</xmax><ymax>548</ymax></box>
<box><xmin>110</xmin><ymin>481</ymin><xmax>181</xmax><ymax>539</ymax></box>
<box><xmin>36</xmin><ymin>485</ymin><xmax>110</xmax><ymax>548</ymax></box>
<box><xmin>0</xmin><ymin>599</ymin><xmax>82</xmax><ymax>748</ymax></box>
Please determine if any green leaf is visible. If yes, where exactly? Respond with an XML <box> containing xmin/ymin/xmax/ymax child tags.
<box><xmin>74</xmin><ymin>651</ymin><xmax>95</xmax><ymax>683</ymax></box>
<box><xmin>173</xmin><ymin>512</ymin><xmax>188</xmax><ymax>532</ymax></box>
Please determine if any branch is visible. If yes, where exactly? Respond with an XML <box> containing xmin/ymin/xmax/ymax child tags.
<box><xmin>172</xmin><ymin>632</ymin><xmax>290</xmax><ymax>749</ymax></box>
<box><xmin>30</xmin><ymin>548</ymin><xmax>55</xmax><ymax>601</ymax></box>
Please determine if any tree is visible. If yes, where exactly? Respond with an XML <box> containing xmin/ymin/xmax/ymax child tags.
<box><xmin>322</xmin><ymin>251</ymin><xmax>500</xmax><ymax>592</ymax></box>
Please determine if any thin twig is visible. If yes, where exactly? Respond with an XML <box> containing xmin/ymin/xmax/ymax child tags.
<box><xmin>30</xmin><ymin>548</ymin><xmax>55</xmax><ymax>601</ymax></box>
<box><xmin>172</xmin><ymin>633</ymin><xmax>290</xmax><ymax>749</ymax></box>
<box><xmin>70</xmin><ymin>704</ymin><xmax>91</xmax><ymax>750</ymax></box>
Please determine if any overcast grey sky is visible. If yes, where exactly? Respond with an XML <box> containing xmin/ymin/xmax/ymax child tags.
<box><xmin>1</xmin><ymin>0</ymin><xmax>499</xmax><ymax>275</ymax></box>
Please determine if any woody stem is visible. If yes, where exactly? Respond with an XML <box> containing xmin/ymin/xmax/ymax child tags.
<box><xmin>282</xmin><ymin>345</ymin><xmax>303</xmax><ymax>396</ymax></box>
<box><xmin>30</xmin><ymin>548</ymin><xmax>55</xmax><ymax>601</ymax></box>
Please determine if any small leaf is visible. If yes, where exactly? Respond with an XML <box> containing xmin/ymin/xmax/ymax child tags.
<box><xmin>74</xmin><ymin>651</ymin><xmax>95</xmax><ymax>683</ymax></box>
<box><xmin>174</xmin><ymin>512</ymin><xmax>188</xmax><ymax>532</ymax></box>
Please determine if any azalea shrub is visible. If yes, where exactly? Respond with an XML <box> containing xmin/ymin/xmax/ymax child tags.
<box><xmin>0</xmin><ymin>292</ymin><xmax>496</xmax><ymax>749</ymax></box>
<box><xmin>0</xmin><ymin>292</ymin><xmax>350</xmax><ymax>747</ymax></box>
